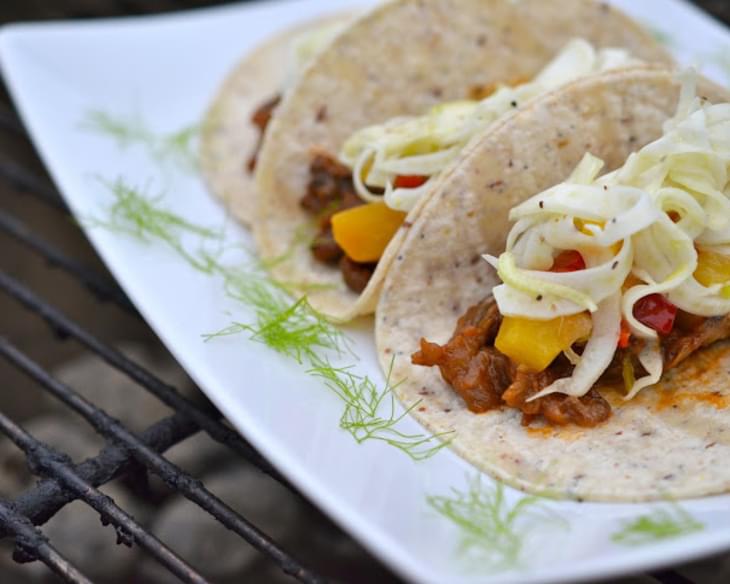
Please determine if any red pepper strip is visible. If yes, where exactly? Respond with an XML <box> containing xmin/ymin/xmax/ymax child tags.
<box><xmin>550</xmin><ymin>250</ymin><xmax>586</xmax><ymax>273</ymax></box>
<box><xmin>633</xmin><ymin>293</ymin><xmax>678</xmax><ymax>335</ymax></box>
<box><xmin>618</xmin><ymin>319</ymin><xmax>631</xmax><ymax>349</ymax></box>
<box><xmin>394</xmin><ymin>175</ymin><xmax>428</xmax><ymax>189</ymax></box>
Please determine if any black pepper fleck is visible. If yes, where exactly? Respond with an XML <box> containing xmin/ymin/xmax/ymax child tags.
<box><xmin>510</xmin><ymin>100</ymin><xmax>518</xmax><ymax>108</ymax></box>
<box><xmin>539</xmin><ymin>200</ymin><xmax>544</xmax><ymax>209</ymax></box>
<box><xmin>536</xmin><ymin>294</ymin><xmax>543</xmax><ymax>301</ymax></box>
<box><xmin>612</xmin><ymin>261</ymin><xmax>619</xmax><ymax>270</ymax></box>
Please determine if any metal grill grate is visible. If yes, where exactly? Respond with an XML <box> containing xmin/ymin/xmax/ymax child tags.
<box><xmin>0</xmin><ymin>1</ymin><xmax>727</xmax><ymax>583</ymax></box>
<box><xmin>0</xmin><ymin>101</ymin><xmax>325</xmax><ymax>582</ymax></box>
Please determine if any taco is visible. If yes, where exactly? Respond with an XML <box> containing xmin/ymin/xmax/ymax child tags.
<box><xmin>376</xmin><ymin>69</ymin><xmax>730</xmax><ymax>501</ymax></box>
<box><xmin>254</xmin><ymin>0</ymin><xmax>671</xmax><ymax>321</ymax></box>
<box><xmin>199</xmin><ymin>13</ymin><xmax>352</xmax><ymax>226</ymax></box>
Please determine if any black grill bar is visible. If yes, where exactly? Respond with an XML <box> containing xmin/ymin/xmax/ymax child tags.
<box><xmin>0</xmin><ymin>269</ymin><xmax>283</xmax><ymax>482</ymax></box>
<box><xmin>0</xmin><ymin>338</ymin><xmax>326</xmax><ymax>584</ymax></box>
<box><xmin>0</xmin><ymin>410</ymin><xmax>209</xmax><ymax>584</ymax></box>
<box><xmin>0</xmin><ymin>107</ymin><xmax>24</xmax><ymax>135</ymax></box>
<box><xmin>0</xmin><ymin>157</ymin><xmax>68</xmax><ymax>212</ymax></box>
<box><xmin>651</xmin><ymin>570</ymin><xmax>697</xmax><ymax>584</ymax></box>
<box><xmin>0</xmin><ymin>209</ymin><xmax>138</xmax><ymax>315</ymax></box>
<box><xmin>2</xmin><ymin>411</ymin><xmax>198</xmax><ymax>535</ymax></box>
<box><xmin>0</xmin><ymin>500</ymin><xmax>92</xmax><ymax>584</ymax></box>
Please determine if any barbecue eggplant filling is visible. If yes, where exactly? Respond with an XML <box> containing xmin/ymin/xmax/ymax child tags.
<box><xmin>247</xmin><ymin>95</ymin><xmax>281</xmax><ymax>173</ymax></box>
<box><xmin>296</xmin><ymin>39</ymin><xmax>640</xmax><ymax>293</ymax></box>
<box><xmin>414</xmin><ymin>74</ymin><xmax>730</xmax><ymax>427</ymax></box>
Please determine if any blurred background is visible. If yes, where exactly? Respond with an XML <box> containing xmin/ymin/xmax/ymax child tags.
<box><xmin>1</xmin><ymin>1</ymin><xmax>729</xmax><ymax>583</ymax></box>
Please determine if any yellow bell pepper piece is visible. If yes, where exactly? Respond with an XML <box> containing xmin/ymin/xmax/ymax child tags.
<box><xmin>574</xmin><ymin>218</ymin><xmax>622</xmax><ymax>254</ymax></box>
<box><xmin>331</xmin><ymin>202</ymin><xmax>407</xmax><ymax>263</ymax></box>
<box><xmin>694</xmin><ymin>248</ymin><xmax>730</xmax><ymax>298</ymax></box>
<box><xmin>495</xmin><ymin>313</ymin><xmax>593</xmax><ymax>372</ymax></box>
<box><xmin>574</xmin><ymin>218</ymin><xmax>604</xmax><ymax>236</ymax></box>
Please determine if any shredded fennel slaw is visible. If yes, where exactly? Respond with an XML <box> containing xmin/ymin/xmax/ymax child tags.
<box><xmin>339</xmin><ymin>39</ymin><xmax>641</xmax><ymax>212</ymax></box>
<box><xmin>484</xmin><ymin>72</ymin><xmax>730</xmax><ymax>401</ymax></box>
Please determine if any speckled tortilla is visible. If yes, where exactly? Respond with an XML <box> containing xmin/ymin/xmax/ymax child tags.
<box><xmin>199</xmin><ymin>13</ymin><xmax>352</xmax><ymax>226</ymax></box>
<box><xmin>376</xmin><ymin>69</ymin><xmax>730</xmax><ymax>502</ymax></box>
<box><xmin>254</xmin><ymin>0</ymin><xmax>671</xmax><ymax>322</ymax></box>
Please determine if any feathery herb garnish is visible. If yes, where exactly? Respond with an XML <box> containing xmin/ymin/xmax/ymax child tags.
<box><xmin>637</xmin><ymin>19</ymin><xmax>675</xmax><ymax>48</ymax></box>
<box><xmin>649</xmin><ymin>27</ymin><xmax>674</xmax><ymax>47</ymax></box>
<box><xmin>80</xmin><ymin>110</ymin><xmax>199</xmax><ymax>171</ymax></box>
<box><xmin>90</xmin><ymin>179</ymin><xmax>448</xmax><ymax>460</ymax></box>
<box><xmin>208</xmin><ymin>278</ymin><xmax>346</xmax><ymax>364</ymax></box>
<box><xmin>428</xmin><ymin>476</ymin><xmax>562</xmax><ymax>571</ymax></box>
<box><xmin>308</xmin><ymin>357</ymin><xmax>452</xmax><ymax>460</ymax></box>
<box><xmin>612</xmin><ymin>503</ymin><xmax>703</xmax><ymax>545</ymax></box>
<box><xmin>86</xmin><ymin>178</ymin><xmax>223</xmax><ymax>273</ymax></box>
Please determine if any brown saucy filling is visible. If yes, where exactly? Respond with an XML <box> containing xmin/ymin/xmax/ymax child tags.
<box><xmin>247</xmin><ymin>95</ymin><xmax>282</xmax><ymax>173</ymax></box>
<box><xmin>412</xmin><ymin>296</ymin><xmax>730</xmax><ymax>427</ymax></box>
<box><xmin>250</xmin><ymin>83</ymin><xmax>531</xmax><ymax>294</ymax></box>
<box><xmin>300</xmin><ymin>153</ymin><xmax>377</xmax><ymax>294</ymax></box>
<box><xmin>247</xmin><ymin>96</ymin><xmax>375</xmax><ymax>293</ymax></box>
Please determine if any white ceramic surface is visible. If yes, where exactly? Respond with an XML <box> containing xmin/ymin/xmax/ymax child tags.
<box><xmin>1</xmin><ymin>1</ymin><xmax>729</xmax><ymax>582</ymax></box>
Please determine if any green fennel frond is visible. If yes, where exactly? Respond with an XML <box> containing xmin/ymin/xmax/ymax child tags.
<box><xmin>86</xmin><ymin>178</ymin><xmax>223</xmax><ymax>273</ymax></box>
<box><xmin>612</xmin><ymin>503</ymin><xmax>703</xmax><ymax>545</ymax></box>
<box><xmin>80</xmin><ymin>110</ymin><xmax>151</xmax><ymax>148</ymax></box>
<box><xmin>92</xmin><ymin>179</ymin><xmax>448</xmax><ymax>461</ymax></box>
<box><xmin>428</xmin><ymin>476</ymin><xmax>555</xmax><ymax>571</ymax></box>
<box><xmin>307</xmin><ymin>356</ymin><xmax>453</xmax><ymax>460</ymax></box>
<box><xmin>80</xmin><ymin>109</ymin><xmax>199</xmax><ymax>171</ymax></box>
<box><xmin>636</xmin><ymin>19</ymin><xmax>675</xmax><ymax>48</ymax></box>
<box><xmin>650</xmin><ymin>27</ymin><xmax>674</xmax><ymax>47</ymax></box>
<box><xmin>209</xmin><ymin>274</ymin><xmax>346</xmax><ymax>364</ymax></box>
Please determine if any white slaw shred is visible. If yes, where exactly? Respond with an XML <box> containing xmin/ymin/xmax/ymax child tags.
<box><xmin>338</xmin><ymin>39</ymin><xmax>642</xmax><ymax>212</ymax></box>
<box><xmin>486</xmin><ymin>71</ymin><xmax>730</xmax><ymax>401</ymax></box>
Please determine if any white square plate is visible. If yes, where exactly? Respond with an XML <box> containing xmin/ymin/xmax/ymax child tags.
<box><xmin>2</xmin><ymin>1</ymin><xmax>730</xmax><ymax>582</ymax></box>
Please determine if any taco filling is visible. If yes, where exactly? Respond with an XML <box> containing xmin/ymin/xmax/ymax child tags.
<box><xmin>413</xmin><ymin>75</ymin><xmax>730</xmax><ymax>427</ymax></box>
<box><xmin>297</xmin><ymin>39</ymin><xmax>641</xmax><ymax>292</ymax></box>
